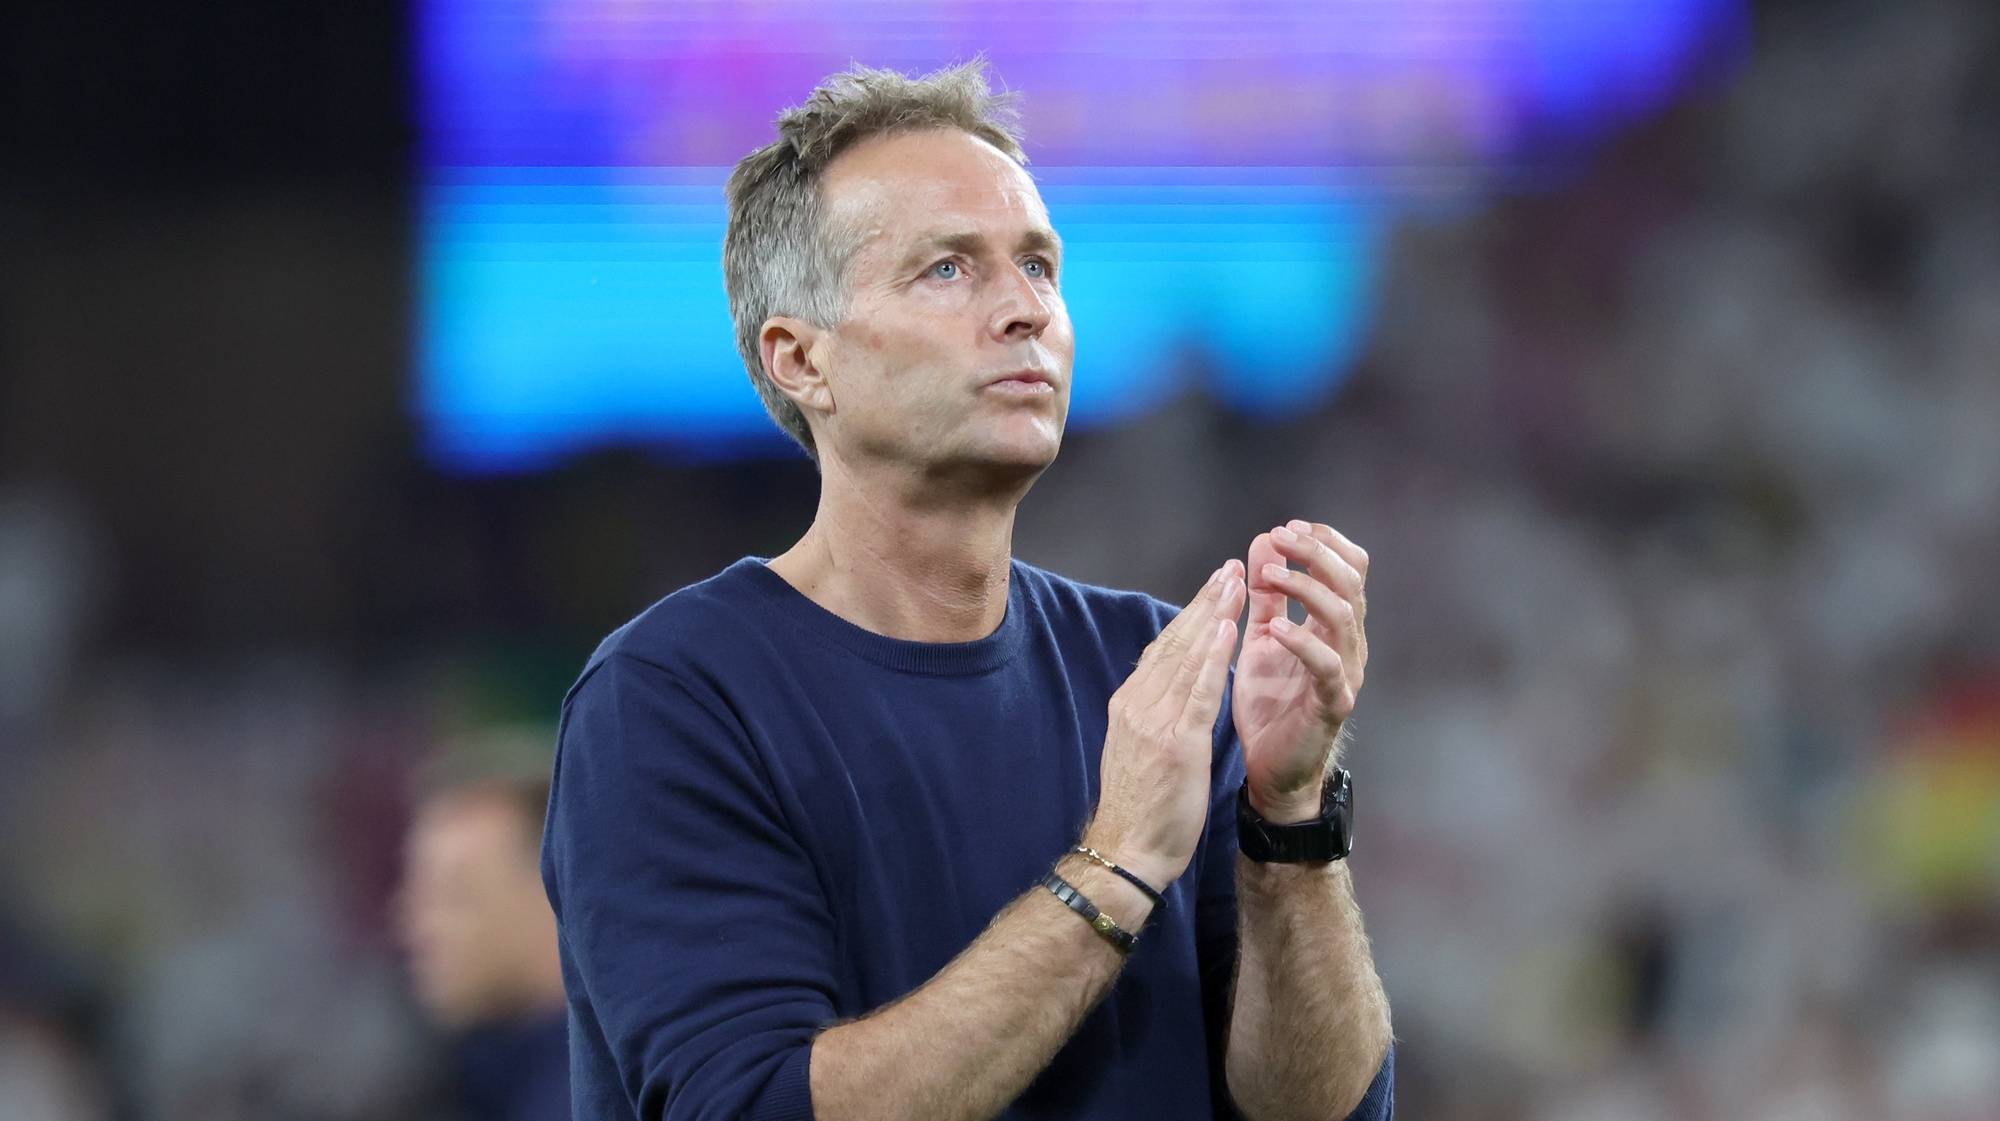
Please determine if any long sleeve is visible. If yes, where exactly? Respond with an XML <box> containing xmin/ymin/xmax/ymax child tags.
<box><xmin>543</xmin><ymin>652</ymin><xmax>838</xmax><ymax>1121</ymax></box>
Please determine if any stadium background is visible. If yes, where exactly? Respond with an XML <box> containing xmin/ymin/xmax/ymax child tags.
<box><xmin>3</xmin><ymin>0</ymin><xmax>1997</xmax><ymax>1117</ymax></box>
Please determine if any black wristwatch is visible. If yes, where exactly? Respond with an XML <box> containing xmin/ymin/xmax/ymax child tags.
<box><xmin>1237</xmin><ymin>769</ymin><xmax>1354</xmax><ymax>863</ymax></box>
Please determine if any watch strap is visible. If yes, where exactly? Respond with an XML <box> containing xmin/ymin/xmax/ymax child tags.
<box><xmin>1237</xmin><ymin>768</ymin><xmax>1354</xmax><ymax>863</ymax></box>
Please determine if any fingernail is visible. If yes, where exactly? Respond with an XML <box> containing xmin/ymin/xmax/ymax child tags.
<box><xmin>1273</xmin><ymin>525</ymin><xmax>1298</xmax><ymax>545</ymax></box>
<box><xmin>1262</xmin><ymin>562</ymin><xmax>1288</xmax><ymax>581</ymax></box>
<box><xmin>1271</xmin><ymin>616</ymin><xmax>1294</xmax><ymax>632</ymax></box>
<box><xmin>1287</xmin><ymin>519</ymin><xmax>1313</xmax><ymax>534</ymax></box>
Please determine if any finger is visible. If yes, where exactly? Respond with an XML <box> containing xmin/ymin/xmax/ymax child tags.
<box><xmin>1245</xmin><ymin>532</ymin><xmax>1287</xmax><ymax>635</ymax></box>
<box><xmin>1129</xmin><ymin>563</ymin><xmax>1231</xmax><ymax>703</ymax></box>
<box><xmin>1258</xmin><ymin>561</ymin><xmax>1358</xmax><ymax>655</ymax></box>
<box><xmin>1288</xmin><ymin>519</ymin><xmax>1368</xmax><ymax>581</ymax></box>
<box><xmin>1176</xmin><ymin>615</ymin><xmax>1238</xmax><ymax>736</ymax></box>
<box><xmin>1292</xmin><ymin>522</ymin><xmax>1369</xmax><ymax>652</ymax></box>
<box><xmin>1268</xmin><ymin>616</ymin><xmax>1355</xmax><ymax>715</ymax></box>
<box><xmin>1270</xmin><ymin>524</ymin><xmax>1362</xmax><ymax>602</ymax></box>
<box><xmin>1142</xmin><ymin>570</ymin><xmax>1244</xmax><ymax>709</ymax></box>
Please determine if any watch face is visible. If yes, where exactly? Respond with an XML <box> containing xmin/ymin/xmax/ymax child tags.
<box><xmin>1328</xmin><ymin>769</ymin><xmax>1353</xmax><ymax>858</ymax></box>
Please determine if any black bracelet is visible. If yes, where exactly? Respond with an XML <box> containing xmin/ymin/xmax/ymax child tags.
<box><xmin>1068</xmin><ymin>845</ymin><xmax>1168</xmax><ymax>913</ymax></box>
<box><xmin>1041</xmin><ymin>871</ymin><xmax>1138</xmax><ymax>954</ymax></box>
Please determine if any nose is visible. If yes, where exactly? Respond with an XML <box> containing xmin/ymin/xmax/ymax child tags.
<box><xmin>988</xmin><ymin>266</ymin><xmax>1052</xmax><ymax>343</ymax></box>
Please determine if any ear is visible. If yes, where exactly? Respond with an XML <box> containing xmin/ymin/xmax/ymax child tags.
<box><xmin>760</xmin><ymin>316</ymin><xmax>835</xmax><ymax>419</ymax></box>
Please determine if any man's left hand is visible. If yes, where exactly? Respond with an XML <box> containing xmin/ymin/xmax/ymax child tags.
<box><xmin>1232</xmin><ymin>519</ymin><xmax>1370</xmax><ymax>824</ymax></box>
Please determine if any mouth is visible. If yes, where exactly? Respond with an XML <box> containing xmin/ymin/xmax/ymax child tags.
<box><xmin>984</xmin><ymin>369</ymin><xmax>1057</xmax><ymax>395</ymax></box>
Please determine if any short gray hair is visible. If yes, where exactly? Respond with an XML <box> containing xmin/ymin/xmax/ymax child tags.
<box><xmin>722</xmin><ymin>60</ymin><xmax>1029</xmax><ymax>460</ymax></box>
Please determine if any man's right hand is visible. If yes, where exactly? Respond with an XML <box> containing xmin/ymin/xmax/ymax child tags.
<box><xmin>1083</xmin><ymin>560</ymin><xmax>1246</xmax><ymax>895</ymax></box>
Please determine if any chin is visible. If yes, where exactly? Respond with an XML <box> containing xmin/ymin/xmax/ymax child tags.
<box><xmin>977</xmin><ymin>426</ymin><xmax>1063</xmax><ymax>472</ymax></box>
<box><xmin>1001</xmin><ymin>408</ymin><xmax>1066</xmax><ymax>455</ymax></box>
<box><xmin>926</xmin><ymin>436</ymin><xmax>1059</xmax><ymax>487</ymax></box>
<box><xmin>906</xmin><ymin>411</ymin><xmax>1065</xmax><ymax>482</ymax></box>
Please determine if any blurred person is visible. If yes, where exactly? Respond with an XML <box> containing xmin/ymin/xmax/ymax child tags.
<box><xmin>0</xmin><ymin>917</ymin><xmax>112</xmax><ymax>1121</ymax></box>
<box><xmin>542</xmin><ymin>61</ymin><xmax>1393</xmax><ymax>1121</ymax></box>
<box><xmin>0</xmin><ymin>1010</ymin><xmax>108</xmax><ymax>1121</ymax></box>
<box><xmin>400</xmin><ymin>775</ymin><xmax>570</xmax><ymax>1121</ymax></box>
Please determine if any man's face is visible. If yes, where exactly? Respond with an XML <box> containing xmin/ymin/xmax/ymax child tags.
<box><xmin>808</xmin><ymin>128</ymin><xmax>1075</xmax><ymax>479</ymax></box>
<box><xmin>395</xmin><ymin>793</ymin><xmax>555</xmax><ymax>1029</ymax></box>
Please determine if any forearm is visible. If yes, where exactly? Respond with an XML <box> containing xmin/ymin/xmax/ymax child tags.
<box><xmin>809</xmin><ymin>855</ymin><xmax>1154</xmax><ymax>1121</ymax></box>
<box><xmin>1224</xmin><ymin>856</ymin><xmax>1392</xmax><ymax>1121</ymax></box>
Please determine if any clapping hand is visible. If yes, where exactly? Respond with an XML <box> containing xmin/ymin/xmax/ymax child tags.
<box><xmin>1231</xmin><ymin>521</ymin><xmax>1369</xmax><ymax>824</ymax></box>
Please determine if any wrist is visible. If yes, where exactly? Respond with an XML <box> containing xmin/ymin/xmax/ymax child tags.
<box><xmin>1238</xmin><ymin>770</ymin><xmax>1355</xmax><ymax>864</ymax></box>
<box><xmin>1075</xmin><ymin>828</ymin><xmax>1180</xmax><ymax>898</ymax></box>
<box><xmin>1246</xmin><ymin>785</ymin><xmax>1322</xmax><ymax>825</ymax></box>
<box><xmin>1055</xmin><ymin>855</ymin><xmax>1157</xmax><ymax>933</ymax></box>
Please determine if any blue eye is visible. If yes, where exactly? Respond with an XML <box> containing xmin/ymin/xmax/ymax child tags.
<box><xmin>1022</xmin><ymin>259</ymin><xmax>1046</xmax><ymax>278</ymax></box>
<box><xmin>930</xmin><ymin>260</ymin><xmax>961</xmax><ymax>280</ymax></box>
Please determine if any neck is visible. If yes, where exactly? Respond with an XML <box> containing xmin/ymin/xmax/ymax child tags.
<box><xmin>767</xmin><ymin>452</ymin><xmax>1031</xmax><ymax>643</ymax></box>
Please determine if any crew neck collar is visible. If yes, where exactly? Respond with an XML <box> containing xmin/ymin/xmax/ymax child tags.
<box><xmin>728</xmin><ymin>556</ymin><xmax>1030</xmax><ymax>677</ymax></box>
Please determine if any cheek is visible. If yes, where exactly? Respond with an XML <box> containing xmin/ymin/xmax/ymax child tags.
<box><xmin>841</xmin><ymin>317</ymin><xmax>956</xmax><ymax>389</ymax></box>
<box><xmin>1046</xmin><ymin>304</ymin><xmax>1078</xmax><ymax>360</ymax></box>
<box><xmin>849</xmin><ymin>323</ymin><xmax>889</xmax><ymax>352</ymax></box>
<box><xmin>834</xmin><ymin>311</ymin><xmax>922</xmax><ymax>376</ymax></box>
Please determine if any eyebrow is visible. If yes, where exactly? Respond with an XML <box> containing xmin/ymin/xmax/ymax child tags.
<box><xmin>897</xmin><ymin>227</ymin><xmax>1064</xmax><ymax>273</ymax></box>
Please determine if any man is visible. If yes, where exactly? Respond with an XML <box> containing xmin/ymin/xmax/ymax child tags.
<box><xmin>400</xmin><ymin>774</ymin><xmax>572</xmax><ymax>1121</ymax></box>
<box><xmin>542</xmin><ymin>61</ymin><xmax>1395</xmax><ymax>1121</ymax></box>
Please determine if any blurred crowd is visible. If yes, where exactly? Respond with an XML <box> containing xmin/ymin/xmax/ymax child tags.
<box><xmin>2</xmin><ymin>1</ymin><xmax>1997</xmax><ymax>1119</ymax></box>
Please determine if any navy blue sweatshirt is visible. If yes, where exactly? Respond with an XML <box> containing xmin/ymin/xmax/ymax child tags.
<box><xmin>542</xmin><ymin>557</ymin><xmax>1394</xmax><ymax>1120</ymax></box>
